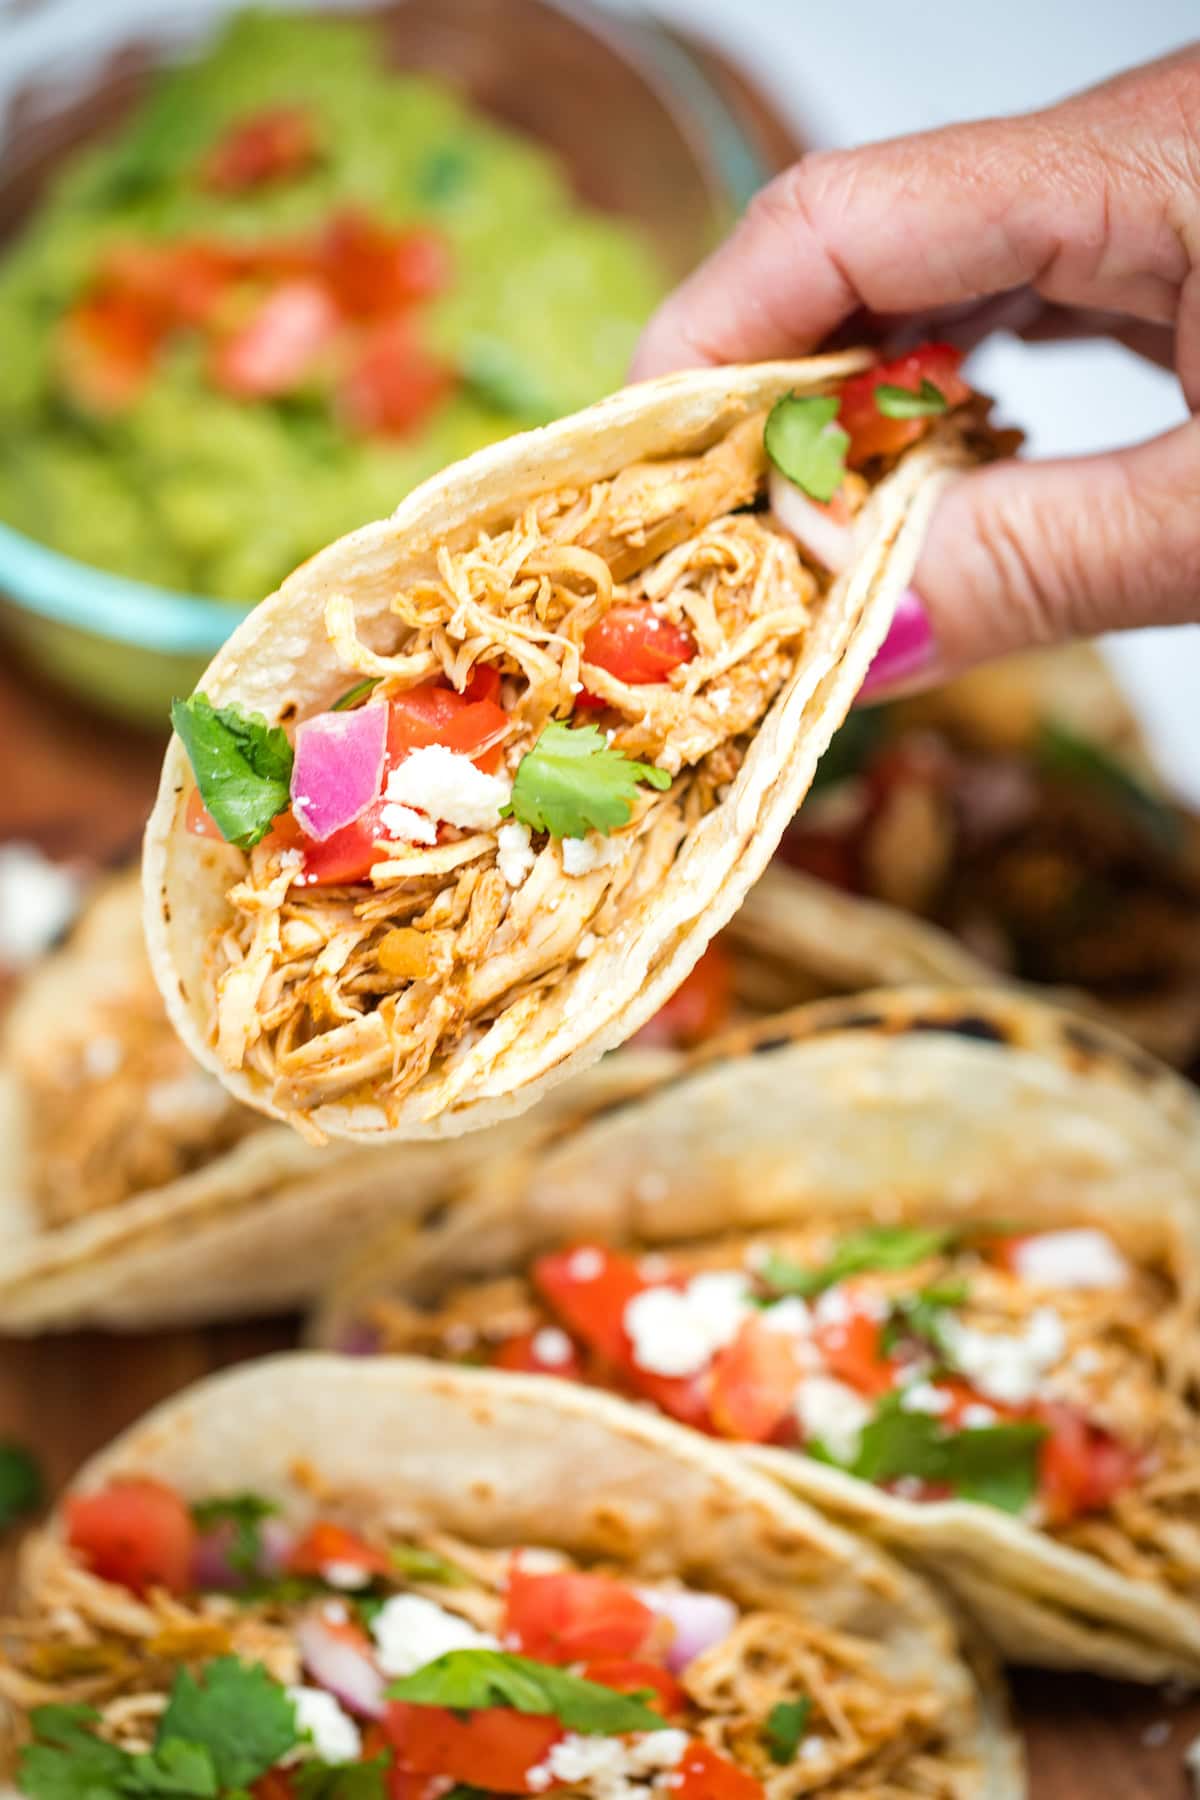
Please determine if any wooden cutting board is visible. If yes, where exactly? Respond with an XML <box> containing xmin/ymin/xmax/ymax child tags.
<box><xmin>1</xmin><ymin>30</ymin><xmax>1199</xmax><ymax>1795</ymax></box>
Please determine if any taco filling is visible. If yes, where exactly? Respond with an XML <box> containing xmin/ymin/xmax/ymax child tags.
<box><xmin>172</xmin><ymin>346</ymin><xmax>979</xmax><ymax>1131</ymax></box>
<box><xmin>782</xmin><ymin>705</ymin><xmax>1200</xmax><ymax>1044</ymax></box>
<box><xmin>3</xmin><ymin>1477</ymin><xmax>972</xmax><ymax>1796</ymax></box>
<box><xmin>355</xmin><ymin>1220</ymin><xmax>1200</xmax><ymax>1596</ymax></box>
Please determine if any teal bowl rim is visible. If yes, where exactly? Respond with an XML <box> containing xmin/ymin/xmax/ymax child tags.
<box><xmin>0</xmin><ymin>3</ymin><xmax>771</xmax><ymax>663</ymax></box>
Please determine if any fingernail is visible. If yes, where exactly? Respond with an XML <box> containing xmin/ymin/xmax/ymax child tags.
<box><xmin>857</xmin><ymin>588</ymin><xmax>936</xmax><ymax>702</ymax></box>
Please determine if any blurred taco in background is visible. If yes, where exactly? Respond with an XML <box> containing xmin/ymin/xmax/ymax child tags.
<box><xmin>778</xmin><ymin>645</ymin><xmax>1200</xmax><ymax>1062</ymax></box>
<box><xmin>0</xmin><ymin>1353</ymin><xmax>1021</xmax><ymax>1798</ymax></box>
<box><xmin>144</xmin><ymin>347</ymin><xmax>997</xmax><ymax>1144</ymax></box>
<box><xmin>313</xmin><ymin>988</ymin><xmax>1200</xmax><ymax>1681</ymax></box>
<box><xmin>0</xmin><ymin>863</ymin><xmax>838</xmax><ymax>1331</ymax></box>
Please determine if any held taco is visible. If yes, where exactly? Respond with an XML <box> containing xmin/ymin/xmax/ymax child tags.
<box><xmin>2</xmin><ymin>862</ymin><xmax>845</xmax><ymax>1332</ymax></box>
<box><xmin>777</xmin><ymin>645</ymin><xmax>1200</xmax><ymax>1063</ymax></box>
<box><xmin>144</xmin><ymin>347</ymin><xmax>996</xmax><ymax>1144</ymax></box>
<box><xmin>0</xmin><ymin>1354</ymin><xmax>1021</xmax><ymax>1798</ymax></box>
<box><xmin>313</xmin><ymin>989</ymin><xmax>1200</xmax><ymax>1682</ymax></box>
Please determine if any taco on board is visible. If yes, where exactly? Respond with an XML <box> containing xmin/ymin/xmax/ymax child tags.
<box><xmin>1</xmin><ymin>857</ymin><xmax>848</xmax><ymax>1332</ymax></box>
<box><xmin>0</xmin><ymin>1354</ymin><xmax>1022</xmax><ymax>1798</ymax></box>
<box><xmin>778</xmin><ymin>646</ymin><xmax>1200</xmax><ymax>1063</ymax></box>
<box><xmin>143</xmin><ymin>346</ymin><xmax>997</xmax><ymax>1144</ymax></box>
<box><xmin>314</xmin><ymin>989</ymin><xmax>1200</xmax><ymax>1681</ymax></box>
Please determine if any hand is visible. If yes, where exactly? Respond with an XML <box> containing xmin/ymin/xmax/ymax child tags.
<box><xmin>632</xmin><ymin>49</ymin><xmax>1200</xmax><ymax>695</ymax></box>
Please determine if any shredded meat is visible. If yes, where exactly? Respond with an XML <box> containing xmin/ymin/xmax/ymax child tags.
<box><xmin>362</xmin><ymin>1218</ymin><xmax>1200</xmax><ymax>1603</ymax></box>
<box><xmin>207</xmin><ymin>413</ymin><xmax>825</xmax><ymax>1130</ymax></box>
<box><xmin>2</xmin><ymin>1518</ymin><xmax>967</xmax><ymax>1799</ymax></box>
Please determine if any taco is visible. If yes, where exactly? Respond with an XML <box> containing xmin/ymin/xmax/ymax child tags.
<box><xmin>0</xmin><ymin>1353</ymin><xmax>1020</xmax><ymax>1798</ymax></box>
<box><xmin>0</xmin><ymin>860</ymin><xmax>844</xmax><ymax>1332</ymax></box>
<box><xmin>143</xmin><ymin>346</ymin><xmax>995</xmax><ymax>1144</ymax></box>
<box><xmin>313</xmin><ymin>989</ymin><xmax>1200</xmax><ymax>1681</ymax></box>
<box><xmin>778</xmin><ymin>645</ymin><xmax>1200</xmax><ymax>1062</ymax></box>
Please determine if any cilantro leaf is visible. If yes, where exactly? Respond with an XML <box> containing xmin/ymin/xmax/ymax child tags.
<box><xmin>760</xmin><ymin>1225</ymin><xmax>954</xmax><ymax>1301</ymax></box>
<box><xmin>294</xmin><ymin>1758</ymin><xmax>388</xmax><ymax>1800</ymax></box>
<box><xmin>158</xmin><ymin>1658</ymin><xmax>299</xmax><ymax>1791</ymax></box>
<box><xmin>0</xmin><ymin>1440</ymin><xmax>44</xmax><ymax>1526</ymax></box>
<box><xmin>879</xmin><ymin>1281</ymin><xmax>968</xmax><ymax>1359</ymax></box>
<box><xmin>171</xmin><ymin>694</ymin><xmax>294</xmax><ymax>849</ymax></box>
<box><xmin>388</xmin><ymin>1649</ymin><xmax>663</xmax><ymax>1734</ymax></box>
<box><xmin>191</xmin><ymin>1494</ymin><xmax>279</xmax><ymax>1583</ymax></box>
<box><xmin>504</xmin><ymin>723</ymin><xmax>670</xmax><ymax>839</ymax></box>
<box><xmin>388</xmin><ymin>1542</ymin><xmax>469</xmax><ymax>1586</ymax></box>
<box><xmin>21</xmin><ymin>1705</ymin><xmax>130</xmax><ymax>1800</ymax></box>
<box><xmin>847</xmin><ymin>1394</ymin><xmax>1046</xmax><ymax>1514</ymax></box>
<box><xmin>874</xmin><ymin>378</ymin><xmax>948</xmax><ymax>420</ymax></box>
<box><xmin>1036</xmin><ymin>721</ymin><xmax>1181</xmax><ymax>853</ymax></box>
<box><xmin>125</xmin><ymin>1740</ymin><xmax>219</xmax><ymax>1797</ymax></box>
<box><xmin>763</xmin><ymin>392</ymin><xmax>849</xmax><ymax>503</ymax></box>
<box><xmin>330</xmin><ymin>678</ymin><xmax>380</xmax><ymax>713</ymax></box>
<box><xmin>764</xmin><ymin>1697</ymin><xmax>812</xmax><ymax>1764</ymax></box>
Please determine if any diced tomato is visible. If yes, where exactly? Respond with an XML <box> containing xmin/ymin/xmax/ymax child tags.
<box><xmin>463</xmin><ymin>663</ymin><xmax>502</xmax><ymax>707</ymax></box>
<box><xmin>491</xmin><ymin>1329</ymin><xmax>586</xmax><ymax>1380</ymax></box>
<box><xmin>709</xmin><ymin>1315</ymin><xmax>803</xmax><ymax>1443</ymax></box>
<box><xmin>386</xmin><ymin>680</ymin><xmax>509</xmax><ymax>775</ymax></box>
<box><xmin>384</xmin><ymin>1703</ymin><xmax>561</xmax><ymax>1793</ymax></box>
<box><xmin>673</xmin><ymin>1740</ymin><xmax>764</xmax><ymax>1800</ymax></box>
<box><xmin>1035</xmin><ymin>1402</ymin><xmax>1140</xmax><ymax>1526</ymax></box>
<box><xmin>838</xmin><ymin>342</ymin><xmax>971</xmax><ymax>468</ymax></box>
<box><xmin>581</xmin><ymin>604</ymin><xmax>696</xmax><ymax>689</ymax></box>
<box><xmin>581</xmin><ymin>1658</ymin><xmax>686</xmax><ymax>1718</ymax></box>
<box><xmin>505</xmin><ymin>1564</ymin><xmax>658</xmax><ymax>1664</ymax></box>
<box><xmin>338</xmin><ymin>319</ymin><xmax>454</xmax><ymax>439</ymax></box>
<box><xmin>100</xmin><ymin>239</ymin><xmax>238</xmax><ymax>330</ymax></box>
<box><xmin>532</xmin><ymin>1246</ymin><xmax>651</xmax><ymax>1368</ymax></box>
<box><xmin>320</xmin><ymin>212</ymin><xmax>452</xmax><ymax>319</ymax></box>
<box><xmin>185</xmin><ymin>787</ymin><xmax>225</xmax><ymax>839</ymax></box>
<box><xmin>634</xmin><ymin>940</ymin><xmax>733</xmax><ymax>1050</ymax></box>
<box><xmin>211</xmin><ymin>279</ymin><xmax>341</xmax><ymax>400</ymax></box>
<box><xmin>202</xmin><ymin>106</ymin><xmax>319</xmax><ymax>193</ymax></box>
<box><xmin>287</xmin><ymin>1519</ymin><xmax>392</xmax><ymax>1580</ymax></box>
<box><xmin>815</xmin><ymin>1306</ymin><xmax>896</xmax><ymax>1399</ymax></box>
<box><xmin>627</xmin><ymin>1366</ymin><xmax>716</xmax><ymax>1433</ymax></box>
<box><xmin>251</xmin><ymin>1770</ymin><xmax>298</xmax><ymax>1800</ymax></box>
<box><xmin>66</xmin><ymin>1478</ymin><xmax>196</xmax><ymax>1596</ymax></box>
<box><xmin>56</xmin><ymin>291</ymin><xmax>161</xmax><ymax>414</ymax></box>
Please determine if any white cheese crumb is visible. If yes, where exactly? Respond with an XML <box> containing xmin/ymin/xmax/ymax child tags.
<box><xmin>0</xmin><ymin>843</ymin><xmax>82</xmax><ymax>967</ymax></box>
<box><xmin>793</xmin><ymin>1375</ymin><xmax>873</xmax><ymax>1464</ymax></box>
<box><xmin>624</xmin><ymin>1272</ymin><xmax>751</xmax><ymax>1379</ymax></box>
<box><xmin>576</xmin><ymin>931</ymin><xmax>599</xmax><ymax>959</ymax></box>
<box><xmin>287</xmin><ymin>1686</ymin><xmax>362</xmax><ymax>1764</ymax></box>
<box><xmin>799</xmin><ymin>1735</ymin><xmax>827</xmax><ymax>1764</ymax></box>
<box><xmin>899</xmin><ymin>1381</ymin><xmax>953</xmax><ymax>1416</ymax></box>
<box><xmin>760</xmin><ymin>1296</ymin><xmax>814</xmax><ymax>1337</ymax></box>
<box><xmin>321</xmin><ymin>1560</ymin><xmax>372</xmax><ymax>1591</ymax></box>
<box><xmin>561</xmin><ymin>833</ymin><xmax>619</xmax><ymax>877</ymax></box>
<box><xmin>566</xmin><ymin>1246</ymin><xmax>605</xmax><ymax>1281</ymax></box>
<box><xmin>496</xmin><ymin>820</ymin><xmax>536</xmax><ymax>886</ymax></box>
<box><xmin>379</xmin><ymin>801</ymin><xmax>438</xmax><ymax>845</ymax></box>
<box><xmin>531</xmin><ymin>1327</ymin><xmax>574</xmax><ymax>1367</ymax></box>
<box><xmin>370</xmin><ymin>1594</ymin><xmax>498</xmax><ymax>1677</ymax></box>
<box><xmin>385</xmin><ymin>746</ymin><xmax>511</xmax><ymax>830</ymax></box>
<box><xmin>961</xmin><ymin>1403</ymin><xmax>999</xmax><ymax>1428</ymax></box>
<box><xmin>939</xmin><ymin>1307</ymin><xmax>1066</xmax><ymax>1406</ymax></box>
<box><xmin>528</xmin><ymin>1730</ymin><xmax>688</xmax><ymax>1797</ymax></box>
<box><xmin>1011</xmin><ymin>1228</ymin><xmax>1130</xmax><ymax>1291</ymax></box>
<box><xmin>709</xmin><ymin>688</ymin><xmax>731</xmax><ymax>715</ymax></box>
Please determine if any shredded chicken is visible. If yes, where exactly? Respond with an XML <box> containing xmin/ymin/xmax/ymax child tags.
<box><xmin>208</xmin><ymin>413</ymin><xmax>826</xmax><ymax>1128</ymax></box>
<box><xmin>1</xmin><ymin>1515</ymin><xmax>966</xmax><ymax>1799</ymax></box>
<box><xmin>361</xmin><ymin>1217</ymin><xmax>1200</xmax><ymax>1603</ymax></box>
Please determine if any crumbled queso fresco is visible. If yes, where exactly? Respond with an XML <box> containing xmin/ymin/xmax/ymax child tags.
<box><xmin>526</xmin><ymin>1728</ymin><xmax>688</xmax><ymax>1796</ymax></box>
<box><xmin>369</xmin><ymin>1592</ymin><xmax>497</xmax><ymax>1677</ymax></box>
<box><xmin>383</xmin><ymin>746</ymin><xmax>512</xmax><ymax>835</ymax></box>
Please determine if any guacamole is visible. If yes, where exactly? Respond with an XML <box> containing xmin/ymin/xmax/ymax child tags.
<box><xmin>0</xmin><ymin>11</ymin><xmax>666</xmax><ymax>602</ymax></box>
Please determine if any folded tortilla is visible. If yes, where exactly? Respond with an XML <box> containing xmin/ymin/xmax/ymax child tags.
<box><xmin>0</xmin><ymin>863</ymin><xmax>845</xmax><ymax>1331</ymax></box>
<box><xmin>0</xmin><ymin>1353</ymin><xmax>1021</xmax><ymax>1797</ymax></box>
<box><xmin>774</xmin><ymin>645</ymin><xmax>1200</xmax><ymax>1063</ymax></box>
<box><xmin>144</xmin><ymin>356</ymin><xmax>986</xmax><ymax>1144</ymax></box>
<box><xmin>313</xmin><ymin>987</ymin><xmax>1200</xmax><ymax>1681</ymax></box>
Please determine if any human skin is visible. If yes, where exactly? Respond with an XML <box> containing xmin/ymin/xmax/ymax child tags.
<box><xmin>631</xmin><ymin>49</ymin><xmax>1200</xmax><ymax>695</ymax></box>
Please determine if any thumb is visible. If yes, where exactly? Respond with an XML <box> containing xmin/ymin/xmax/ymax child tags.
<box><xmin>862</xmin><ymin>417</ymin><xmax>1200</xmax><ymax>698</ymax></box>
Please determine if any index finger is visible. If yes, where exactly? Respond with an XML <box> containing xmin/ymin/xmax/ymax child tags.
<box><xmin>631</xmin><ymin>58</ymin><xmax>1189</xmax><ymax>378</ymax></box>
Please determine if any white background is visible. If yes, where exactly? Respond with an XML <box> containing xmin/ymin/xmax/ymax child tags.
<box><xmin>614</xmin><ymin>0</ymin><xmax>1200</xmax><ymax>797</ymax></box>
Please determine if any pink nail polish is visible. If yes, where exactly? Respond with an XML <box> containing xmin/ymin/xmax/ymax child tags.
<box><xmin>857</xmin><ymin>589</ymin><xmax>936</xmax><ymax>701</ymax></box>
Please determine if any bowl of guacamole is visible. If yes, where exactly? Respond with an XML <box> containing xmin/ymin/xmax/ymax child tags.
<box><xmin>0</xmin><ymin>3</ymin><xmax>761</xmax><ymax>723</ymax></box>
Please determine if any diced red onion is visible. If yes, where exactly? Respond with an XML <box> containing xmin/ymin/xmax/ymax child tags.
<box><xmin>635</xmin><ymin>1586</ymin><xmax>738</xmax><ymax>1672</ymax></box>
<box><xmin>260</xmin><ymin>1516</ymin><xmax>295</xmax><ymax>1575</ymax></box>
<box><xmin>296</xmin><ymin>1611</ymin><xmax>386</xmax><ymax>1718</ymax></box>
<box><xmin>291</xmin><ymin>703</ymin><xmax>387</xmax><ymax>843</ymax></box>
<box><xmin>190</xmin><ymin>1515</ymin><xmax>294</xmax><ymax>1590</ymax></box>
<box><xmin>769</xmin><ymin>467</ymin><xmax>854</xmax><ymax>573</ymax></box>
